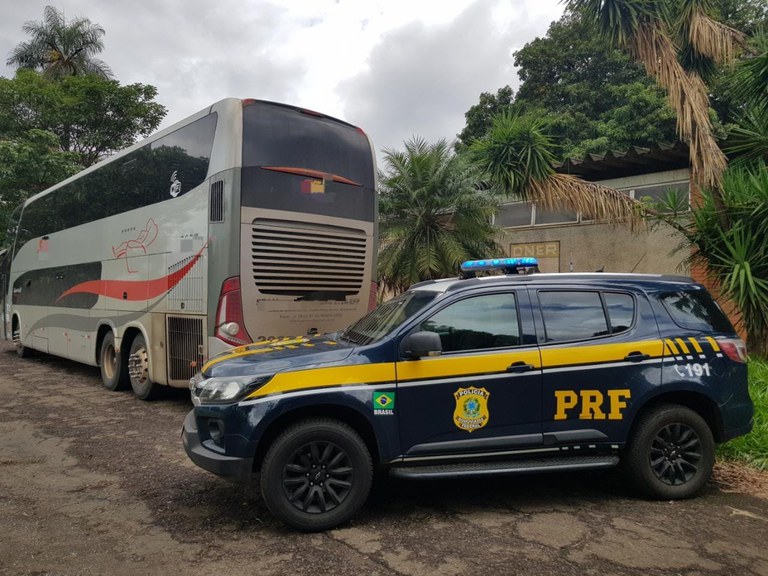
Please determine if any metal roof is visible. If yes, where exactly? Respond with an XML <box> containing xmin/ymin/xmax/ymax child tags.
<box><xmin>555</xmin><ymin>141</ymin><xmax>690</xmax><ymax>181</ymax></box>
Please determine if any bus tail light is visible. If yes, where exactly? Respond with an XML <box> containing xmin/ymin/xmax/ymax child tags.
<box><xmin>719</xmin><ymin>338</ymin><xmax>748</xmax><ymax>363</ymax></box>
<box><xmin>215</xmin><ymin>276</ymin><xmax>252</xmax><ymax>346</ymax></box>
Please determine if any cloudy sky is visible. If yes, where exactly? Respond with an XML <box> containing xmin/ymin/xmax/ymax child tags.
<box><xmin>0</xmin><ymin>0</ymin><xmax>564</xmax><ymax>161</ymax></box>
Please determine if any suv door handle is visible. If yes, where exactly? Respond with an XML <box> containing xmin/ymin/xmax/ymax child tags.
<box><xmin>507</xmin><ymin>361</ymin><xmax>535</xmax><ymax>373</ymax></box>
<box><xmin>624</xmin><ymin>352</ymin><xmax>650</xmax><ymax>362</ymax></box>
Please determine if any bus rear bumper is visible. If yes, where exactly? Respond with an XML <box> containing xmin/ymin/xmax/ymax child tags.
<box><xmin>182</xmin><ymin>411</ymin><xmax>254</xmax><ymax>481</ymax></box>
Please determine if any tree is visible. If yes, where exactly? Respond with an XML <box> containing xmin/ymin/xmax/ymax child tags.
<box><xmin>567</xmin><ymin>0</ymin><xmax>745</xmax><ymax>200</ymax></box>
<box><xmin>7</xmin><ymin>5</ymin><xmax>112</xmax><ymax>79</ymax></box>
<box><xmin>0</xmin><ymin>70</ymin><xmax>166</xmax><ymax>244</ymax></box>
<box><xmin>470</xmin><ymin>112</ymin><xmax>641</xmax><ymax>225</ymax></box>
<box><xmin>456</xmin><ymin>86</ymin><xmax>514</xmax><ymax>148</ymax></box>
<box><xmin>652</xmin><ymin>164</ymin><xmax>768</xmax><ymax>356</ymax></box>
<box><xmin>457</xmin><ymin>11</ymin><xmax>680</xmax><ymax>159</ymax></box>
<box><xmin>0</xmin><ymin>70</ymin><xmax>166</xmax><ymax>167</ymax></box>
<box><xmin>377</xmin><ymin>138</ymin><xmax>502</xmax><ymax>294</ymax></box>
<box><xmin>0</xmin><ymin>129</ymin><xmax>80</xmax><ymax>245</ymax></box>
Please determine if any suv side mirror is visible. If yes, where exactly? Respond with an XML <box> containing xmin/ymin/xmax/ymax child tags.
<box><xmin>400</xmin><ymin>331</ymin><xmax>442</xmax><ymax>359</ymax></box>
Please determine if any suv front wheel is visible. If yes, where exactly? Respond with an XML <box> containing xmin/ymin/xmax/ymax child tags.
<box><xmin>625</xmin><ymin>404</ymin><xmax>715</xmax><ymax>500</ymax></box>
<box><xmin>260</xmin><ymin>418</ymin><xmax>373</xmax><ymax>531</ymax></box>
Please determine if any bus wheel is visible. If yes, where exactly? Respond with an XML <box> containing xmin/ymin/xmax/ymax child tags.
<box><xmin>128</xmin><ymin>334</ymin><xmax>157</xmax><ymax>401</ymax></box>
<box><xmin>99</xmin><ymin>332</ymin><xmax>128</xmax><ymax>391</ymax></box>
<box><xmin>12</xmin><ymin>323</ymin><xmax>32</xmax><ymax>358</ymax></box>
<box><xmin>260</xmin><ymin>418</ymin><xmax>372</xmax><ymax>531</ymax></box>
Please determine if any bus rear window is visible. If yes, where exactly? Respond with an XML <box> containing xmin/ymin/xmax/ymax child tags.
<box><xmin>242</xmin><ymin>101</ymin><xmax>374</xmax><ymax>190</ymax></box>
<box><xmin>658</xmin><ymin>289</ymin><xmax>734</xmax><ymax>333</ymax></box>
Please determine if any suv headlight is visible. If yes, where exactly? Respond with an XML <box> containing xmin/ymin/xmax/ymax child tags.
<box><xmin>191</xmin><ymin>374</ymin><xmax>273</xmax><ymax>405</ymax></box>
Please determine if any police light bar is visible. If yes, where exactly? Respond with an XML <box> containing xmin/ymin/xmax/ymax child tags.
<box><xmin>460</xmin><ymin>257</ymin><xmax>539</xmax><ymax>276</ymax></box>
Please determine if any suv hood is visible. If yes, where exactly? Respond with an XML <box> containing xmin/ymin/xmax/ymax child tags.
<box><xmin>203</xmin><ymin>335</ymin><xmax>355</xmax><ymax>378</ymax></box>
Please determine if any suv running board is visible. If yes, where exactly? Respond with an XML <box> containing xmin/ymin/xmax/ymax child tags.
<box><xmin>389</xmin><ymin>454</ymin><xmax>620</xmax><ymax>480</ymax></box>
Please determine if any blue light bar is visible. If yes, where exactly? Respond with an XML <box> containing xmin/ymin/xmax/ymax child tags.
<box><xmin>460</xmin><ymin>257</ymin><xmax>539</xmax><ymax>274</ymax></box>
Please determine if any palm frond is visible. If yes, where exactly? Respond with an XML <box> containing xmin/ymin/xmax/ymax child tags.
<box><xmin>630</xmin><ymin>22</ymin><xmax>727</xmax><ymax>188</ymax></box>
<box><xmin>678</xmin><ymin>0</ymin><xmax>745</xmax><ymax>64</ymax></box>
<box><xmin>726</xmin><ymin>107</ymin><xmax>768</xmax><ymax>164</ymax></box>
<box><xmin>728</xmin><ymin>32</ymin><xmax>768</xmax><ymax>114</ymax></box>
<box><xmin>528</xmin><ymin>173</ymin><xmax>646</xmax><ymax>230</ymax></box>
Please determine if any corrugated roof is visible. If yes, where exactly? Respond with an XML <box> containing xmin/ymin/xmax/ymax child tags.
<box><xmin>556</xmin><ymin>141</ymin><xmax>690</xmax><ymax>181</ymax></box>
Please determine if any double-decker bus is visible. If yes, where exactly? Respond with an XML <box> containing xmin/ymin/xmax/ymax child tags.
<box><xmin>2</xmin><ymin>98</ymin><xmax>377</xmax><ymax>399</ymax></box>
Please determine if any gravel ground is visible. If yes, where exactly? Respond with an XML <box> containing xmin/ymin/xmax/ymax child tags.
<box><xmin>1</xmin><ymin>341</ymin><xmax>767</xmax><ymax>576</ymax></box>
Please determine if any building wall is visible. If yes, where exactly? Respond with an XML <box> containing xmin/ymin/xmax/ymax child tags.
<box><xmin>497</xmin><ymin>168</ymin><xmax>690</xmax><ymax>275</ymax></box>
<box><xmin>500</xmin><ymin>223</ymin><xmax>685</xmax><ymax>275</ymax></box>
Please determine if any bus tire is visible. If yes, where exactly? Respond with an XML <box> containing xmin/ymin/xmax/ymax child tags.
<box><xmin>12</xmin><ymin>323</ymin><xmax>33</xmax><ymax>358</ymax></box>
<box><xmin>128</xmin><ymin>334</ymin><xmax>157</xmax><ymax>401</ymax></box>
<box><xmin>260</xmin><ymin>418</ymin><xmax>372</xmax><ymax>531</ymax></box>
<box><xmin>99</xmin><ymin>332</ymin><xmax>129</xmax><ymax>391</ymax></box>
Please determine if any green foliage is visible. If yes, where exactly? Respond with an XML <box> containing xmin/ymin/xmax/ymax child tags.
<box><xmin>565</xmin><ymin>81</ymin><xmax>678</xmax><ymax>157</ymax></box>
<box><xmin>0</xmin><ymin>69</ymin><xmax>166</xmax><ymax>167</ymax></box>
<box><xmin>726</xmin><ymin>107</ymin><xmax>768</xmax><ymax>163</ymax></box>
<box><xmin>459</xmin><ymin>10</ymin><xmax>679</xmax><ymax>160</ymax></box>
<box><xmin>469</xmin><ymin>112</ymin><xmax>556</xmax><ymax>197</ymax></box>
<box><xmin>717</xmin><ymin>359</ymin><xmax>768</xmax><ymax>469</ymax></box>
<box><xmin>0</xmin><ymin>69</ymin><xmax>166</xmax><ymax>247</ymax></box>
<box><xmin>0</xmin><ymin>130</ymin><xmax>80</xmax><ymax>244</ymax></box>
<box><xmin>714</xmin><ymin>0</ymin><xmax>768</xmax><ymax>35</ymax></box>
<box><xmin>456</xmin><ymin>86</ymin><xmax>514</xmax><ymax>149</ymax></box>
<box><xmin>733</xmin><ymin>32</ymin><xmax>768</xmax><ymax>111</ymax></box>
<box><xmin>7</xmin><ymin>5</ymin><xmax>112</xmax><ymax>78</ymax></box>
<box><xmin>657</xmin><ymin>164</ymin><xmax>768</xmax><ymax>356</ymax></box>
<box><xmin>377</xmin><ymin>138</ymin><xmax>502</xmax><ymax>294</ymax></box>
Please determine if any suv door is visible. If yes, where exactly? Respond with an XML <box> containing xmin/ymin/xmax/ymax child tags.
<box><xmin>395</xmin><ymin>289</ymin><xmax>542</xmax><ymax>459</ymax></box>
<box><xmin>536</xmin><ymin>288</ymin><xmax>664</xmax><ymax>445</ymax></box>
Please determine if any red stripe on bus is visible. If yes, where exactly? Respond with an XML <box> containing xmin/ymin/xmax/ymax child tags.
<box><xmin>56</xmin><ymin>244</ymin><xmax>206</xmax><ymax>302</ymax></box>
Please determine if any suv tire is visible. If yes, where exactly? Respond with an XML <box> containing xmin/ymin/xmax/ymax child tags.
<box><xmin>260</xmin><ymin>418</ymin><xmax>372</xmax><ymax>531</ymax></box>
<box><xmin>625</xmin><ymin>404</ymin><xmax>714</xmax><ymax>500</ymax></box>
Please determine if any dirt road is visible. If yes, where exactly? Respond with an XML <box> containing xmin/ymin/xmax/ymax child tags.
<box><xmin>1</xmin><ymin>341</ymin><xmax>767</xmax><ymax>576</ymax></box>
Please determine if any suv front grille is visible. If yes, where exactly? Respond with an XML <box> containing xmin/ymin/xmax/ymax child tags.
<box><xmin>251</xmin><ymin>220</ymin><xmax>367</xmax><ymax>298</ymax></box>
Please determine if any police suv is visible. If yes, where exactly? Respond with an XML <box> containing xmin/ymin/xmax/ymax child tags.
<box><xmin>183</xmin><ymin>258</ymin><xmax>753</xmax><ymax>531</ymax></box>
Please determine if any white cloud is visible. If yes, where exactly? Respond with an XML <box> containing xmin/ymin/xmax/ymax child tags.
<box><xmin>338</xmin><ymin>0</ymin><xmax>561</xmax><ymax>157</ymax></box>
<box><xmin>0</xmin><ymin>0</ymin><xmax>564</xmax><ymax>157</ymax></box>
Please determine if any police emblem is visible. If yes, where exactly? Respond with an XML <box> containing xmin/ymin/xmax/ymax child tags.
<box><xmin>453</xmin><ymin>387</ymin><xmax>490</xmax><ymax>432</ymax></box>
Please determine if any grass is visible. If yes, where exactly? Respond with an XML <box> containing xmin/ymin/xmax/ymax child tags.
<box><xmin>717</xmin><ymin>358</ymin><xmax>768</xmax><ymax>470</ymax></box>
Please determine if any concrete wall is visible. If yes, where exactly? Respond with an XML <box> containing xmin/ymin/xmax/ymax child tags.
<box><xmin>499</xmin><ymin>222</ymin><xmax>686</xmax><ymax>275</ymax></box>
<box><xmin>496</xmin><ymin>169</ymin><xmax>691</xmax><ymax>275</ymax></box>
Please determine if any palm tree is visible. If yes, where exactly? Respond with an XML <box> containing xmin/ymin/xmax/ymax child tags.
<box><xmin>377</xmin><ymin>138</ymin><xmax>502</xmax><ymax>294</ymax></box>
<box><xmin>567</xmin><ymin>0</ymin><xmax>744</xmax><ymax>199</ymax></box>
<box><xmin>669</xmin><ymin>164</ymin><xmax>768</xmax><ymax>357</ymax></box>
<box><xmin>470</xmin><ymin>112</ymin><xmax>642</xmax><ymax>226</ymax></box>
<box><xmin>7</xmin><ymin>6</ymin><xmax>112</xmax><ymax>79</ymax></box>
<box><xmin>727</xmin><ymin>32</ymin><xmax>768</xmax><ymax>164</ymax></box>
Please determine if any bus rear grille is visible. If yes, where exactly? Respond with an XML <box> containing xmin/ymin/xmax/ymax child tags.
<box><xmin>251</xmin><ymin>220</ymin><xmax>367</xmax><ymax>297</ymax></box>
<box><xmin>167</xmin><ymin>316</ymin><xmax>204</xmax><ymax>384</ymax></box>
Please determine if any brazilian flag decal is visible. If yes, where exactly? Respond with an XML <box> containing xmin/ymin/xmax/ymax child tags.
<box><xmin>373</xmin><ymin>392</ymin><xmax>395</xmax><ymax>415</ymax></box>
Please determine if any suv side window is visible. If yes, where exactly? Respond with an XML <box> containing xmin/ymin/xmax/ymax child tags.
<box><xmin>604</xmin><ymin>292</ymin><xmax>634</xmax><ymax>334</ymax></box>
<box><xmin>539</xmin><ymin>290</ymin><xmax>636</xmax><ymax>342</ymax></box>
<box><xmin>658</xmin><ymin>289</ymin><xmax>733</xmax><ymax>332</ymax></box>
<box><xmin>420</xmin><ymin>293</ymin><xmax>520</xmax><ymax>352</ymax></box>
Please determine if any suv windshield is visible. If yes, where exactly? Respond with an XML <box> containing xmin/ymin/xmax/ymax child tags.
<box><xmin>340</xmin><ymin>290</ymin><xmax>437</xmax><ymax>346</ymax></box>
